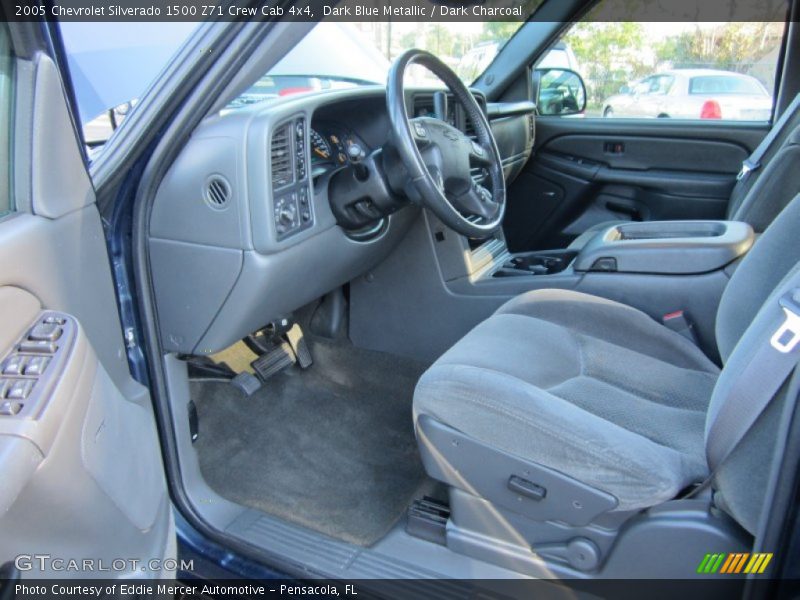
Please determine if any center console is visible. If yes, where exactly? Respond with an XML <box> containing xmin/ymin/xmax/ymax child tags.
<box><xmin>349</xmin><ymin>212</ymin><xmax>756</xmax><ymax>365</ymax></box>
<box><xmin>492</xmin><ymin>220</ymin><xmax>754</xmax><ymax>278</ymax></box>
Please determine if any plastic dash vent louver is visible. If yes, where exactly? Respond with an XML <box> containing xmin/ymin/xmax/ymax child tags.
<box><xmin>464</xmin><ymin>116</ymin><xmax>476</xmax><ymax>139</ymax></box>
<box><xmin>204</xmin><ymin>175</ymin><xmax>231</xmax><ymax>209</ymax></box>
<box><xmin>271</xmin><ymin>124</ymin><xmax>293</xmax><ymax>189</ymax></box>
<box><xmin>462</xmin><ymin>96</ymin><xmax>484</xmax><ymax>139</ymax></box>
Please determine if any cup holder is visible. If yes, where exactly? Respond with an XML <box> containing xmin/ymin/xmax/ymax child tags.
<box><xmin>494</xmin><ymin>251</ymin><xmax>578</xmax><ymax>277</ymax></box>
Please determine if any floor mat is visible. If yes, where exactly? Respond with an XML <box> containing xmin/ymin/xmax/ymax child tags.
<box><xmin>191</xmin><ymin>338</ymin><xmax>433</xmax><ymax>546</ymax></box>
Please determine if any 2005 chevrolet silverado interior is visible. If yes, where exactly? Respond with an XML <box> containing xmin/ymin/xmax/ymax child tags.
<box><xmin>2</xmin><ymin>0</ymin><xmax>800</xmax><ymax>585</ymax></box>
<box><xmin>140</xmin><ymin>12</ymin><xmax>800</xmax><ymax>579</ymax></box>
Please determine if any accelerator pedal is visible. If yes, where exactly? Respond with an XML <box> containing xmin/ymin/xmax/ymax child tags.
<box><xmin>286</xmin><ymin>324</ymin><xmax>313</xmax><ymax>369</ymax></box>
<box><xmin>251</xmin><ymin>340</ymin><xmax>296</xmax><ymax>382</ymax></box>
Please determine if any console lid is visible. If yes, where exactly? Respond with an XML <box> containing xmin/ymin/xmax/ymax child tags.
<box><xmin>573</xmin><ymin>220</ymin><xmax>754</xmax><ymax>275</ymax></box>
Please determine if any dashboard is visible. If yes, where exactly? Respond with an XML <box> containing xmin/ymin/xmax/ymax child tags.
<box><xmin>148</xmin><ymin>86</ymin><xmax>535</xmax><ymax>356</ymax></box>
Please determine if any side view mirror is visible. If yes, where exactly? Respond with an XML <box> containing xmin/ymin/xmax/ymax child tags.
<box><xmin>619</xmin><ymin>85</ymin><xmax>631</xmax><ymax>95</ymax></box>
<box><xmin>533</xmin><ymin>68</ymin><xmax>587</xmax><ymax>116</ymax></box>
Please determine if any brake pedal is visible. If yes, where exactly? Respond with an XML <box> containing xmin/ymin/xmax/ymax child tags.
<box><xmin>250</xmin><ymin>340</ymin><xmax>296</xmax><ymax>382</ymax></box>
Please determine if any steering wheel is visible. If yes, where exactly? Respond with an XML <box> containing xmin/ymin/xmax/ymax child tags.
<box><xmin>386</xmin><ymin>49</ymin><xmax>506</xmax><ymax>238</ymax></box>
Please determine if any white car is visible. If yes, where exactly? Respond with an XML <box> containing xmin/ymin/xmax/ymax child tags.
<box><xmin>602</xmin><ymin>69</ymin><xmax>773</xmax><ymax>120</ymax></box>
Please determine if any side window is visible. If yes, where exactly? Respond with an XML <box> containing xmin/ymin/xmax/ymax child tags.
<box><xmin>543</xmin><ymin>20</ymin><xmax>784</xmax><ymax>121</ymax></box>
<box><xmin>59</xmin><ymin>23</ymin><xmax>197</xmax><ymax>153</ymax></box>
<box><xmin>0</xmin><ymin>21</ymin><xmax>13</xmax><ymax>217</ymax></box>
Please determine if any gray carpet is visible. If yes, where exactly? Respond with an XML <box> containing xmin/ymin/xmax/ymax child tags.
<box><xmin>191</xmin><ymin>338</ymin><xmax>433</xmax><ymax>546</ymax></box>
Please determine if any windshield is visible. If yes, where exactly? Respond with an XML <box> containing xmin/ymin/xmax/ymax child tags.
<box><xmin>231</xmin><ymin>21</ymin><xmax>525</xmax><ymax>106</ymax></box>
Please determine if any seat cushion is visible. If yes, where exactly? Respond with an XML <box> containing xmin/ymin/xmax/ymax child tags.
<box><xmin>413</xmin><ymin>289</ymin><xmax>720</xmax><ymax>511</ymax></box>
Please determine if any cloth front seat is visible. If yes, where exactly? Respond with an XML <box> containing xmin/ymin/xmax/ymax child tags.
<box><xmin>415</xmin><ymin>191</ymin><xmax>800</xmax><ymax>533</ymax></box>
<box><xmin>414</xmin><ymin>289</ymin><xmax>719</xmax><ymax>511</ymax></box>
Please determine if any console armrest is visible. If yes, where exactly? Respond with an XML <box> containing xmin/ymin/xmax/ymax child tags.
<box><xmin>573</xmin><ymin>220</ymin><xmax>754</xmax><ymax>275</ymax></box>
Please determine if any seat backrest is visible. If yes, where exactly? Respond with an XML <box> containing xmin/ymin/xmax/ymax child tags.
<box><xmin>727</xmin><ymin>95</ymin><xmax>800</xmax><ymax>226</ymax></box>
<box><xmin>729</xmin><ymin>127</ymin><xmax>800</xmax><ymax>232</ymax></box>
<box><xmin>708</xmin><ymin>192</ymin><xmax>800</xmax><ymax>534</ymax></box>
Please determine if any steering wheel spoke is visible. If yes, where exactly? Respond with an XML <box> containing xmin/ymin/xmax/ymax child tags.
<box><xmin>452</xmin><ymin>183</ymin><xmax>501</xmax><ymax>221</ymax></box>
<box><xmin>409</xmin><ymin>118</ymin><xmax>434</xmax><ymax>148</ymax></box>
<box><xmin>468</xmin><ymin>139</ymin><xmax>493</xmax><ymax>167</ymax></box>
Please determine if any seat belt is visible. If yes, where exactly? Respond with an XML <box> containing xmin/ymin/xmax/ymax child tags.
<box><xmin>685</xmin><ymin>288</ymin><xmax>800</xmax><ymax>500</ymax></box>
<box><xmin>738</xmin><ymin>93</ymin><xmax>800</xmax><ymax>182</ymax></box>
<box><xmin>707</xmin><ymin>288</ymin><xmax>800</xmax><ymax>468</ymax></box>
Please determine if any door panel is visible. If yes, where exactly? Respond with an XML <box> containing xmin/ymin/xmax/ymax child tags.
<box><xmin>504</xmin><ymin>116</ymin><xmax>769</xmax><ymax>251</ymax></box>
<box><xmin>0</xmin><ymin>45</ymin><xmax>172</xmax><ymax>577</ymax></box>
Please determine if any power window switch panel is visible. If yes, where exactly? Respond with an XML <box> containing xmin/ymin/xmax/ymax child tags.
<box><xmin>24</xmin><ymin>356</ymin><xmax>50</xmax><ymax>377</ymax></box>
<box><xmin>0</xmin><ymin>400</ymin><xmax>22</xmax><ymax>415</ymax></box>
<box><xmin>2</xmin><ymin>354</ymin><xmax>27</xmax><ymax>375</ymax></box>
<box><xmin>6</xmin><ymin>379</ymin><xmax>34</xmax><ymax>400</ymax></box>
<box><xmin>28</xmin><ymin>322</ymin><xmax>62</xmax><ymax>342</ymax></box>
<box><xmin>18</xmin><ymin>340</ymin><xmax>56</xmax><ymax>354</ymax></box>
<box><xmin>43</xmin><ymin>315</ymin><xmax>66</xmax><ymax>325</ymax></box>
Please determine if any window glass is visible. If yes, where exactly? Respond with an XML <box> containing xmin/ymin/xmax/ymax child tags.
<box><xmin>59</xmin><ymin>23</ymin><xmax>198</xmax><ymax>150</ymax></box>
<box><xmin>0</xmin><ymin>21</ymin><xmax>13</xmax><ymax>217</ymax></box>
<box><xmin>228</xmin><ymin>21</ymin><xmax>532</xmax><ymax>110</ymax></box>
<box><xmin>546</xmin><ymin>20</ymin><xmax>784</xmax><ymax>120</ymax></box>
<box><xmin>688</xmin><ymin>75</ymin><xmax>767</xmax><ymax>95</ymax></box>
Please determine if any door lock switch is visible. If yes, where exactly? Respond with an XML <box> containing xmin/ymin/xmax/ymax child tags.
<box><xmin>18</xmin><ymin>340</ymin><xmax>57</xmax><ymax>354</ymax></box>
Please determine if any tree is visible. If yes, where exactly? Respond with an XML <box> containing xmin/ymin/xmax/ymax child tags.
<box><xmin>655</xmin><ymin>23</ymin><xmax>782</xmax><ymax>73</ymax></box>
<box><xmin>480</xmin><ymin>22</ymin><xmax>522</xmax><ymax>43</ymax></box>
<box><xmin>564</xmin><ymin>22</ymin><xmax>650</xmax><ymax>107</ymax></box>
<box><xmin>425</xmin><ymin>25</ymin><xmax>456</xmax><ymax>57</ymax></box>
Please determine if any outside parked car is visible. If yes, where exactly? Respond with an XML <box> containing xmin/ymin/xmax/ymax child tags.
<box><xmin>602</xmin><ymin>68</ymin><xmax>772</xmax><ymax>120</ymax></box>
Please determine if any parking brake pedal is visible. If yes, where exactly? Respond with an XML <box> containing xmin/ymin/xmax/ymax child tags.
<box><xmin>406</xmin><ymin>497</ymin><xmax>450</xmax><ymax>545</ymax></box>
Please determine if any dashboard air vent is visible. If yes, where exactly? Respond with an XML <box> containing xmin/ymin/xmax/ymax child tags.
<box><xmin>464</xmin><ymin>117</ymin><xmax>476</xmax><ymax>139</ymax></box>
<box><xmin>204</xmin><ymin>175</ymin><xmax>231</xmax><ymax>209</ymax></box>
<box><xmin>462</xmin><ymin>95</ymin><xmax>485</xmax><ymax>139</ymax></box>
<box><xmin>271</xmin><ymin>124</ymin><xmax>293</xmax><ymax>189</ymax></box>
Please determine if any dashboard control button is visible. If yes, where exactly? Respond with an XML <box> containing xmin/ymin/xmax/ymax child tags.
<box><xmin>19</xmin><ymin>340</ymin><xmax>57</xmax><ymax>354</ymax></box>
<box><xmin>2</xmin><ymin>354</ymin><xmax>27</xmax><ymax>376</ymax></box>
<box><xmin>347</xmin><ymin>143</ymin><xmax>364</xmax><ymax>162</ymax></box>
<box><xmin>29</xmin><ymin>322</ymin><xmax>62</xmax><ymax>342</ymax></box>
<box><xmin>0</xmin><ymin>400</ymin><xmax>22</xmax><ymax>415</ymax></box>
<box><xmin>6</xmin><ymin>379</ymin><xmax>34</xmax><ymax>400</ymax></box>
<box><xmin>24</xmin><ymin>356</ymin><xmax>50</xmax><ymax>377</ymax></box>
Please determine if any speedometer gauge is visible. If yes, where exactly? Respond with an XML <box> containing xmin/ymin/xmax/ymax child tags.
<box><xmin>310</xmin><ymin>129</ymin><xmax>332</xmax><ymax>161</ymax></box>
